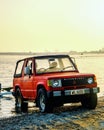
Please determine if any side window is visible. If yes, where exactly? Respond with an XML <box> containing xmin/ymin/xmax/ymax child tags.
<box><xmin>15</xmin><ymin>60</ymin><xmax>24</xmax><ymax>77</ymax></box>
<box><xmin>25</xmin><ymin>60</ymin><xmax>34</xmax><ymax>75</ymax></box>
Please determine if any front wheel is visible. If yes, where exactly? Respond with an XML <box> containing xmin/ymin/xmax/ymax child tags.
<box><xmin>37</xmin><ymin>88</ymin><xmax>54</xmax><ymax>113</ymax></box>
<box><xmin>15</xmin><ymin>88</ymin><xmax>28</xmax><ymax>113</ymax></box>
<box><xmin>81</xmin><ymin>94</ymin><xmax>97</xmax><ymax>109</ymax></box>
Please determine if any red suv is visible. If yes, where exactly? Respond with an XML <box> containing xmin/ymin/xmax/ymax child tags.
<box><xmin>13</xmin><ymin>54</ymin><xmax>99</xmax><ymax>113</ymax></box>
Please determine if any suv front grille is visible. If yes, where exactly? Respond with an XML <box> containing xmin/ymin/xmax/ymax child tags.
<box><xmin>61</xmin><ymin>77</ymin><xmax>89</xmax><ymax>87</ymax></box>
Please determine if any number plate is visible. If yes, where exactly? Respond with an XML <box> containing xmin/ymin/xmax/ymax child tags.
<box><xmin>71</xmin><ymin>89</ymin><xmax>85</xmax><ymax>95</ymax></box>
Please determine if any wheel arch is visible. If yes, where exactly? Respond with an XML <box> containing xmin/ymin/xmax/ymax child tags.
<box><xmin>37</xmin><ymin>84</ymin><xmax>46</xmax><ymax>92</ymax></box>
<box><xmin>36</xmin><ymin>84</ymin><xmax>46</xmax><ymax>98</ymax></box>
<box><xmin>14</xmin><ymin>85</ymin><xmax>21</xmax><ymax>96</ymax></box>
<box><xmin>14</xmin><ymin>85</ymin><xmax>21</xmax><ymax>92</ymax></box>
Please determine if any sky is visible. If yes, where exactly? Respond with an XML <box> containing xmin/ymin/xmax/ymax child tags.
<box><xmin>0</xmin><ymin>0</ymin><xmax>104</xmax><ymax>52</ymax></box>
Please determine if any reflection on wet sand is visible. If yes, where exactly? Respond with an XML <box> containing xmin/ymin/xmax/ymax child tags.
<box><xmin>0</xmin><ymin>93</ymin><xmax>39</xmax><ymax>118</ymax></box>
<box><xmin>0</xmin><ymin>95</ymin><xmax>16</xmax><ymax>118</ymax></box>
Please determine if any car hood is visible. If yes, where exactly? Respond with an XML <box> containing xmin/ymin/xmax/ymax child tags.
<box><xmin>39</xmin><ymin>72</ymin><xmax>95</xmax><ymax>79</ymax></box>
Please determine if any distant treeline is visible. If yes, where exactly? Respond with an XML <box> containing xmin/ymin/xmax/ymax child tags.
<box><xmin>0</xmin><ymin>50</ymin><xmax>104</xmax><ymax>55</ymax></box>
<box><xmin>0</xmin><ymin>52</ymin><xmax>36</xmax><ymax>55</ymax></box>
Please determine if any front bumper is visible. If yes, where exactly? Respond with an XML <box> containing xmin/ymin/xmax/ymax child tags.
<box><xmin>47</xmin><ymin>87</ymin><xmax>100</xmax><ymax>98</ymax></box>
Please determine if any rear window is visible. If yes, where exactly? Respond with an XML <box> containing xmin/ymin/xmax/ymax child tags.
<box><xmin>14</xmin><ymin>60</ymin><xmax>24</xmax><ymax>77</ymax></box>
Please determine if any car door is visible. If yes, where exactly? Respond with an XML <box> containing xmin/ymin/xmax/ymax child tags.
<box><xmin>22</xmin><ymin>58</ymin><xmax>34</xmax><ymax>99</ymax></box>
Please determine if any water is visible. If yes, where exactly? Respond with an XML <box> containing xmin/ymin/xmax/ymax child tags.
<box><xmin>0</xmin><ymin>95</ymin><xmax>15</xmax><ymax>118</ymax></box>
<box><xmin>0</xmin><ymin>54</ymin><xmax>33</xmax><ymax>118</ymax></box>
<box><xmin>75</xmin><ymin>54</ymin><xmax>104</xmax><ymax>97</ymax></box>
<box><xmin>0</xmin><ymin>53</ymin><xmax>104</xmax><ymax>118</ymax></box>
<box><xmin>0</xmin><ymin>55</ymin><xmax>29</xmax><ymax>88</ymax></box>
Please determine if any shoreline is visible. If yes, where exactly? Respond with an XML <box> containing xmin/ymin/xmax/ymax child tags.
<box><xmin>0</xmin><ymin>52</ymin><xmax>104</xmax><ymax>55</ymax></box>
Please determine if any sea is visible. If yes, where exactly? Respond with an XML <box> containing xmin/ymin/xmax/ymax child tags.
<box><xmin>0</xmin><ymin>53</ymin><xmax>104</xmax><ymax>118</ymax></box>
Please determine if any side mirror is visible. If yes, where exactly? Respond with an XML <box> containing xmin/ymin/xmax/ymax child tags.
<box><xmin>24</xmin><ymin>66</ymin><xmax>31</xmax><ymax>75</ymax></box>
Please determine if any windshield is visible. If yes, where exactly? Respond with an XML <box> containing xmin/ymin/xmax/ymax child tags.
<box><xmin>35</xmin><ymin>56</ymin><xmax>76</xmax><ymax>74</ymax></box>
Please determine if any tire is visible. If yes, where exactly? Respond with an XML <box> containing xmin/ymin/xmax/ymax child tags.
<box><xmin>15</xmin><ymin>88</ymin><xmax>28</xmax><ymax>113</ymax></box>
<box><xmin>81</xmin><ymin>94</ymin><xmax>97</xmax><ymax>109</ymax></box>
<box><xmin>37</xmin><ymin>88</ymin><xmax>54</xmax><ymax>113</ymax></box>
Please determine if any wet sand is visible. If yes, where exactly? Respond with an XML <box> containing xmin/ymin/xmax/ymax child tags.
<box><xmin>0</xmin><ymin>96</ymin><xmax>104</xmax><ymax>130</ymax></box>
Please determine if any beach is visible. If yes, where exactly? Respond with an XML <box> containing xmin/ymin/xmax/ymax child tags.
<box><xmin>0</xmin><ymin>96</ymin><xmax>104</xmax><ymax>130</ymax></box>
<box><xmin>0</xmin><ymin>53</ymin><xmax>104</xmax><ymax>129</ymax></box>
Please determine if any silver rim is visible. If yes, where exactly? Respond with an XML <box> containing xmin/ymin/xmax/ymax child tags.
<box><xmin>40</xmin><ymin>94</ymin><xmax>45</xmax><ymax>112</ymax></box>
<box><xmin>17</xmin><ymin>96</ymin><xmax>22</xmax><ymax>108</ymax></box>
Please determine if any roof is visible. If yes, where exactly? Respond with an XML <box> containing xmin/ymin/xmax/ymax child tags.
<box><xmin>17</xmin><ymin>54</ymin><xmax>70</xmax><ymax>62</ymax></box>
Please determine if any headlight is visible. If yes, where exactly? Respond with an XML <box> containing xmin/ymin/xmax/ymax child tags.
<box><xmin>87</xmin><ymin>77</ymin><xmax>93</xmax><ymax>84</ymax></box>
<box><xmin>48</xmin><ymin>79</ymin><xmax>62</xmax><ymax>87</ymax></box>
